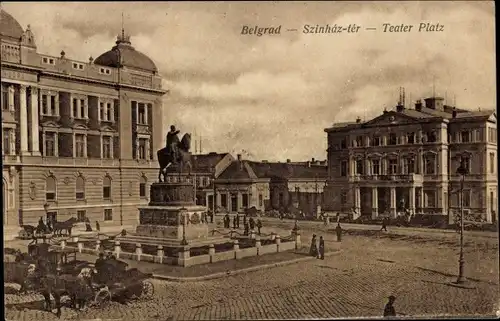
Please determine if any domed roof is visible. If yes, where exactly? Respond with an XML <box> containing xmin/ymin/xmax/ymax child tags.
<box><xmin>94</xmin><ymin>34</ymin><xmax>158</xmax><ymax>73</ymax></box>
<box><xmin>0</xmin><ymin>9</ymin><xmax>24</xmax><ymax>41</ymax></box>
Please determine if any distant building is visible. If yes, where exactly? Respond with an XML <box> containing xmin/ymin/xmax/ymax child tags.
<box><xmin>1</xmin><ymin>9</ymin><xmax>166</xmax><ymax>234</ymax></box>
<box><xmin>324</xmin><ymin>97</ymin><xmax>497</xmax><ymax>223</ymax></box>
<box><xmin>211</xmin><ymin>155</ymin><xmax>327</xmax><ymax>216</ymax></box>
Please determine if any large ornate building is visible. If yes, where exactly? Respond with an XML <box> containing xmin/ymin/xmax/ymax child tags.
<box><xmin>324</xmin><ymin>97</ymin><xmax>497</xmax><ymax>223</ymax></box>
<box><xmin>1</xmin><ymin>10</ymin><xmax>166</xmax><ymax>235</ymax></box>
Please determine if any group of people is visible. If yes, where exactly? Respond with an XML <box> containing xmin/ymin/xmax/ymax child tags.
<box><xmin>223</xmin><ymin>214</ymin><xmax>263</xmax><ymax>235</ymax></box>
<box><xmin>309</xmin><ymin>234</ymin><xmax>326</xmax><ymax>259</ymax></box>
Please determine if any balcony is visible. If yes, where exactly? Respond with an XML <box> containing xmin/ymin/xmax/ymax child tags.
<box><xmin>40</xmin><ymin>114</ymin><xmax>61</xmax><ymax>122</ymax></box>
<box><xmin>2</xmin><ymin>154</ymin><xmax>20</xmax><ymax>164</ymax></box>
<box><xmin>349</xmin><ymin>174</ymin><xmax>424</xmax><ymax>185</ymax></box>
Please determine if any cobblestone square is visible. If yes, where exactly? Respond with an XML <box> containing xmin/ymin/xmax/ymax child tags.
<box><xmin>5</xmin><ymin>223</ymin><xmax>499</xmax><ymax>320</ymax></box>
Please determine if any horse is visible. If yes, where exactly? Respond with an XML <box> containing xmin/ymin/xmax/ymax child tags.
<box><xmin>157</xmin><ymin>133</ymin><xmax>192</xmax><ymax>182</ymax></box>
<box><xmin>53</xmin><ymin>217</ymin><xmax>77</xmax><ymax>237</ymax></box>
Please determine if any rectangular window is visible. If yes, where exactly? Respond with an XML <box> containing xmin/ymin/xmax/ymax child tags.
<box><xmin>99</xmin><ymin>102</ymin><xmax>105</xmax><ymax>120</ymax></box>
<box><xmin>103</xmin><ymin>186</ymin><xmax>111</xmax><ymax>199</ymax></box>
<box><xmin>424</xmin><ymin>155</ymin><xmax>436</xmax><ymax>175</ymax></box>
<box><xmin>407</xmin><ymin>133</ymin><xmax>415</xmax><ymax>144</ymax></box>
<box><xmin>45</xmin><ymin>132</ymin><xmax>56</xmax><ymax>157</ymax></box>
<box><xmin>242</xmin><ymin>194</ymin><xmax>249</xmax><ymax>208</ymax></box>
<box><xmin>462</xmin><ymin>156</ymin><xmax>471</xmax><ymax>173</ymax></box>
<box><xmin>99</xmin><ymin>67</ymin><xmax>111</xmax><ymax>75</ymax></box>
<box><xmin>104</xmin><ymin>209</ymin><xmax>113</xmax><ymax>221</ymax></box>
<box><xmin>221</xmin><ymin>194</ymin><xmax>228</xmax><ymax>209</ymax></box>
<box><xmin>1</xmin><ymin>86</ymin><xmax>8</xmax><ymax>111</ymax></box>
<box><xmin>424</xmin><ymin>190</ymin><xmax>436</xmax><ymax>207</ymax></box>
<box><xmin>106</xmin><ymin>103</ymin><xmax>113</xmax><ymax>121</ymax></box>
<box><xmin>340</xmin><ymin>138</ymin><xmax>347</xmax><ymax>149</ymax></box>
<box><xmin>138</xmin><ymin>138</ymin><xmax>147</xmax><ymax>159</ymax></box>
<box><xmin>75</xmin><ymin>134</ymin><xmax>85</xmax><ymax>157</ymax></box>
<box><xmin>388</xmin><ymin>133</ymin><xmax>397</xmax><ymax>145</ymax></box>
<box><xmin>461</xmin><ymin>131</ymin><xmax>470</xmax><ymax>143</ymax></box>
<box><xmin>490</xmin><ymin>152</ymin><xmax>495</xmax><ymax>173</ymax></box>
<box><xmin>50</xmin><ymin>95</ymin><xmax>56</xmax><ymax>115</ymax></box>
<box><xmin>138</xmin><ymin>103</ymin><xmax>146</xmax><ymax>124</ymax></box>
<box><xmin>463</xmin><ymin>190</ymin><xmax>471</xmax><ymax>208</ymax></box>
<box><xmin>72</xmin><ymin>98</ymin><xmax>78</xmax><ymax>118</ymax></box>
<box><xmin>42</xmin><ymin>95</ymin><xmax>48</xmax><ymax>115</ymax></box>
<box><xmin>355</xmin><ymin>159</ymin><xmax>364</xmax><ymax>175</ymax></box>
<box><xmin>102</xmin><ymin>136</ymin><xmax>112</xmax><ymax>159</ymax></box>
<box><xmin>3</xmin><ymin>128</ymin><xmax>10</xmax><ymax>155</ymax></box>
<box><xmin>77</xmin><ymin>210</ymin><xmax>86</xmax><ymax>222</ymax></box>
<box><xmin>388</xmin><ymin>159</ymin><xmax>398</xmax><ymax>174</ymax></box>
<box><xmin>139</xmin><ymin>182</ymin><xmax>146</xmax><ymax>198</ymax></box>
<box><xmin>372</xmin><ymin>159</ymin><xmax>380</xmax><ymax>175</ymax></box>
<box><xmin>80</xmin><ymin>99</ymin><xmax>85</xmax><ymax>118</ymax></box>
<box><xmin>340</xmin><ymin>160</ymin><xmax>348</xmax><ymax>177</ymax></box>
<box><xmin>427</xmin><ymin>131</ymin><xmax>437</xmax><ymax>143</ymax></box>
<box><xmin>372</xmin><ymin>136</ymin><xmax>381</xmax><ymax>146</ymax></box>
<box><xmin>355</xmin><ymin>136</ymin><xmax>363</xmax><ymax>147</ymax></box>
<box><xmin>406</xmin><ymin>157</ymin><xmax>415</xmax><ymax>174</ymax></box>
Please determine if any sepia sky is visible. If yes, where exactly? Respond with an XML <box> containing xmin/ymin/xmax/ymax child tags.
<box><xmin>3</xmin><ymin>1</ymin><xmax>496</xmax><ymax>161</ymax></box>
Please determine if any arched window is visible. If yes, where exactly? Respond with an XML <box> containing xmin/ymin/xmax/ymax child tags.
<box><xmin>46</xmin><ymin>176</ymin><xmax>57</xmax><ymax>201</ymax></box>
<box><xmin>139</xmin><ymin>176</ymin><xmax>147</xmax><ymax>198</ymax></box>
<box><xmin>103</xmin><ymin>176</ymin><xmax>111</xmax><ymax>200</ymax></box>
<box><xmin>76</xmin><ymin>176</ymin><xmax>85</xmax><ymax>200</ymax></box>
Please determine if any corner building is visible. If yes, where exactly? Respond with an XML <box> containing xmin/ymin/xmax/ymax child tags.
<box><xmin>324</xmin><ymin>97</ymin><xmax>497</xmax><ymax>224</ymax></box>
<box><xmin>1</xmin><ymin>10</ymin><xmax>166</xmax><ymax>232</ymax></box>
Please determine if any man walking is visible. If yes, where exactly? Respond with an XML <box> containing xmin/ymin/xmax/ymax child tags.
<box><xmin>335</xmin><ymin>223</ymin><xmax>343</xmax><ymax>242</ymax></box>
<box><xmin>256</xmin><ymin>219</ymin><xmax>262</xmax><ymax>235</ymax></box>
<box><xmin>232</xmin><ymin>215</ymin><xmax>237</xmax><ymax>229</ymax></box>
<box><xmin>380</xmin><ymin>217</ymin><xmax>388</xmax><ymax>232</ymax></box>
<box><xmin>318</xmin><ymin>236</ymin><xmax>325</xmax><ymax>260</ymax></box>
<box><xmin>236</xmin><ymin>213</ymin><xmax>240</xmax><ymax>228</ymax></box>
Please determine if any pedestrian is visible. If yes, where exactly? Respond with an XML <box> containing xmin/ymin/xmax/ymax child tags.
<box><xmin>383</xmin><ymin>295</ymin><xmax>397</xmax><ymax>317</ymax></box>
<box><xmin>46</xmin><ymin>219</ymin><xmax>53</xmax><ymax>233</ymax></box>
<box><xmin>336</xmin><ymin>223</ymin><xmax>343</xmax><ymax>242</ymax></box>
<box><xmin>232</xmin><ymin>215</ymin><xmax>237</xmax><ymax>229</ymax></box>
<box><xmin>249</xmin><ymin>217</ymin><xmax>255</xmax><ymax>230</ymax></box>
<box><xmin>243</xmin><ymin>214</ymin><xmax>247</xmax><ymax>227</ymax></box>
<box><xmin>318</xmin><ymin>236</ymin><xmax>325</xmax><ymax>259</ymax></box>
<box><xmin>256</xmin><ymin>219</ymin><xmax>262</xmax><ymax>235</ymax></box>
<box><xmin>309</xmin><ymin>234</ymin><xmax>318</xmax><ymax>257</ymax></box>
<box><xmin>236</xmin><ymin>213</ymin><xmax>240</xmax><ymax>228</ymax></box>
<box><xmin>224</xmin><ymin>214</ymin><xmax>230</xmax><ymax>228</ymax></box>
<box><xmin>95</xmin><ymin>220</ymin><xmax>100</xmax><ymax>232</ymax></box>
<box><xmin>244</xmin><ymin>222</ymin><xmax>250</xmax><ymax>236</ymax></box>
<box><xmin>381</xmin><ymin>217</ymin><xmax>388</xmax><ymax>232</ymax></box>
<box><xmin>85</xmin><ymin>217</ymin><xmax>93</xmax><ymax>232</ymax></box>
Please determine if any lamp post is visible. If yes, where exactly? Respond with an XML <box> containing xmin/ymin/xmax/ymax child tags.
<box><xmin>455</xmin><ymin>155</ymin><xmax>469</xmax><ymax>284</ymax></box>
<box><xmin>212</xmin><ymin>168</ymin><xmax>217</xmax><ymax>223</ymax></box>
<box><xmin>180</xmin><ymin>207</ymin><xmax>188</xmax><ymax>245</ymax></box>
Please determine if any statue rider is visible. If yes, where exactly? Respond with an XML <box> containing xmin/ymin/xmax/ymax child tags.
<box><xmin>166</xmin><ymin>125</ymin><xmax>181</xmax><ymax>163</ymax></box>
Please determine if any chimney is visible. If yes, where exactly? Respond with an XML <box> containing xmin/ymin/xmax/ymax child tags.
<box><xmin>311</xmin><ymin>158</ymin><xmax>315</xmax><ymax>163</ymax></box>
<box><xmin>452</xmin><ymin>107</ymin><xmax>457</xmax><ymax>118</ymax></box>
<box><xmin>415</xmin><ymin>100</ymin><xmax>423</xmax><ymax>111</ymax></box>
<box><xmin>60</xmin><ymin>50</ymin><xmax>66</xmax><ymax>59</ymax></box>
<box><xmin>286</xmin><ymin>159</ymin><xmax>291</xmax><ymax>163</ymax></box>
<box><xmin>356</xmin><ymin>117</ymin><xmax>362</xmax><ymax>123</ymax></box>
<box><xmin>396</xmin><ymin>102</ymin><xmax>404</xmax><ymax>112</ymax></box>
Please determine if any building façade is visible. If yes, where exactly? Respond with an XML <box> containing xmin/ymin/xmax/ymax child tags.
<box><xmin>323</xmin><ymin>97</ymin><xmax>497</xmax><ymax>224</ymax></box>
<box><xmin>1</xmin><ymin>10</ymin><xmax>167</xmax><ymax>235</ymax></box>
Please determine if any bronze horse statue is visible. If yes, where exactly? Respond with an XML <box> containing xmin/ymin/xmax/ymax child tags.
<box><xmin>157</xmin><ymin>133</ymin><xmax>192</xmax><ymax>182</ymax></box>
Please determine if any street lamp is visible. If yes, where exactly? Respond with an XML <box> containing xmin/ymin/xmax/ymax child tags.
<box><xmin>212</xmin><ymin>168</ymin><xmax>217</xmax><ymax>223</ymax></box>
<box><xmin>180</xmin><ymin>207</ymin><xmax>188</xmax><ymax>245</ymax></box>
<box><xmin>455</xmin><ymin>155</ymin><xmax>469</xmax><ymax>284</ymax></box>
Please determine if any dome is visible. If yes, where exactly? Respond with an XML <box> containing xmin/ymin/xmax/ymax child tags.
<box><xmin>94</xmin><ymin>34</ymin><xmax>158</xmax><ymax>73</ymax></box>
<box><xmin>0</xmin><ymin>9</ymin><xmax>24</xmax><ymax>41</ymax></box>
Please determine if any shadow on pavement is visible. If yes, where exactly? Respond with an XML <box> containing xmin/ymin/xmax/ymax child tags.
<box><xmin>416</xmin><ymin>266</ymin><xmax>498</xmax><ymax>286</ymax></box>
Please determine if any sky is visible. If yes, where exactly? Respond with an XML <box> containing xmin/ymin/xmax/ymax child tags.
<box><xmin>3</xmin><ymin>1</ymin><xmax>496</xmax><ymax>161</ymax></box>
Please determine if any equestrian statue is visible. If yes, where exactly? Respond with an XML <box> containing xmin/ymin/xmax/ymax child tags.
<box><xmin>157</xmin><ymin>125</ymin><xmax>192</xmax><ymax>182</ymax></box>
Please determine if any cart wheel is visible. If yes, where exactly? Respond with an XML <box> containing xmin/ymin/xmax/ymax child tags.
<box><xmin>141</xmin><ymin>281</ymin><xmax>154</xmax><ymax>299</ymax></box>
<box><xmin>94</xmin><ymin>288</ymin><xmax>111</xmax><ymax>307</ymax></box>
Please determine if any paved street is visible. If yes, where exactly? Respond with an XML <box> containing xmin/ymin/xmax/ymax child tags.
<box><xmin>5</xmin><ymin>221</ymin><xmax>499</xmax><ymax>321</ymax></box>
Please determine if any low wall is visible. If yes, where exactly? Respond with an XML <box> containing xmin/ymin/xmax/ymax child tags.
<box><xmin>51</xmin><ymin>230</ymin><xmax>302</xmax><ymax>268</ymax></box>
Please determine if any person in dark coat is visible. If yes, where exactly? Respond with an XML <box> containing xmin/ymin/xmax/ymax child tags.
<box><xmin>256</xmin><ymin>219</ymin><xmax>263</xmax><ymax>235</ymax></box>
<box><xmin>96</xmin><ymin>221</ymin><xmax>101</xmax><ymax>232</ymax></box>
<box><xmin>46</xmin><ymin>219</ymin><xmax>53</xmax><ymax>233</ymax></box>
<box><xmin>244</xmin><ymin>222</ymin><xmax>250</xmax><ymax>236</ymax></box>
<box><xmin>249</xmin><ymin>217</ymin><xmax>255</xmax><ymax>230</ymax></box>
<box><xmin>236</xmin><ymin>213</ymin><xmax>240</xmax><ymax>228</ymax></box>
<box><xmin>383</xmin><ymin>295</ymin><xmax>397</xmax><ymax>317</ymax></box>
<box><xmin>224</xmin><ymin>214</ymin><xmax>230</xmax><ymax>228</ymax></box>
<box><xmin>309</xmin><ymin>234</ymin><xmax>318</xmax><ymax>257</ymax></box>
<box><xmin>380</xmin><ymin>217</ymin><xmax>388</xmax><ymax>232</ymax></box>
<box><xmin>318</xmin><ymin>236</ymin><xmax>325</xmax><ymax>259</ymax></box>
<box><xmin>85</xmin><ymin>217</ymin><xmax>93</xmax><ymax>232</ymax></box>
<box><xmin>336</xmin><ymin>223</ymin><xmax>343</xmax><ymax>242</ymax></box>
<box><xmin>232</xmin><ymin>215</ymin><xmax>237</xmax><ymax>229</ymax></box>
<box><xmin>243</xmin><ymin>215</ymin><xmax>247</xmax><ymax>227</ymax></box>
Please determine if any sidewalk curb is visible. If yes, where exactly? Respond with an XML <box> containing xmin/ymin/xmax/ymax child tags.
<box><xmin>152</xmin><ymin>249</ymin><xmax>342</xmax><ymax>282</ymax></box>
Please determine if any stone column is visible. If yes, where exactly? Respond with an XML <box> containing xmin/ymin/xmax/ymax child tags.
<box><xmin>9</xmin><ymin>130</ymin><xmax>15</xmax><ymax>155</ymax></box>
<box><xmin>365</xmin><ymin>158</ymin><xmax>371</xmax><ymax>176</ymax></box>
<box><xmin>275</xmin><ymin>235</ymin><xmax>281</xmax><ymax>253</ymax></box>
<box><xmin>390</xmin><ymin>187</ymin><xmax>397</xmax><ymax>218</ymax></box>
<box><xmin>237</xmin><ymin>192</ymin><xmax>242</xmax><ymax>212</ymax></box>
<box><xmin>371</xmin><ymin>187</ymin><xmax>378</xmax><ymax>219</ymax></box>
<box><xmin>76</xmin><ymin>99</ymin><xmax>81</xmax><ymax>118</ymax></box>
<box><xmin>114</xmin><ymin>241</ymin><xmax>121</xmax><ymax>258</ymax></box>
<box><xmin>144</xmin><ymin>104</ymin><xmax>148</xmax><ymax>124</ymax></box>
<box><xmin>19</xmin><ymin>85</ymin><xmax>29</xmax><ymax>155</ymax></box>
<box><xmin>83</xmin><ymin>99</ymin><xmax>88</xmax><ymax>119</ymax></box>
<box><xmin>418</xmin><ymin>187</ymin><xmax>425</xmax><ymax>213</ymax></box>
<box><xmin>30</xmin><ymin>87</ymin><xmax>40</xmax><ymax>156</ymax></box>
<box><xmin>354</xmin><ymin>186</ymin><xmax>361</xmax><ymax>213</ymax></box>
<box><xmin>409</xmin><ymin>186</ymin><xmax>416</xmax><ymax>215</ymax></box>
<box><xmin>135</xmin><ymin>243</ymin><xmax>142</xmax><ymax>261</ymax></box>
<box><xmin>47</xmin><ymin>93</ymin><xmax>52</xmax><ymax>115</ymax></box>
<box><xmin>72</xmin><ymin>134</ymin><xmax>76</xmax><ymax>158</ymax></box>
<box><xmin>55</xmin><ymin>94</ymin><xmax>60</xmax><ymax>116</ymax></box>
<box><xmin>8</xmin><ymin>85</ymin><xmax>14</xmax><ymax>111</ymax></box>
<box><xmin>156</xmin><ymin>245</ymin><xmax>164</xmax><ymax>264</ymax></box>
